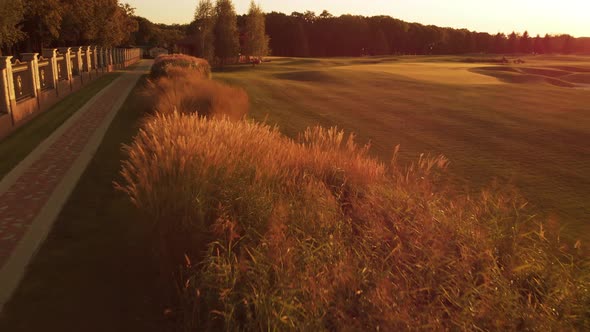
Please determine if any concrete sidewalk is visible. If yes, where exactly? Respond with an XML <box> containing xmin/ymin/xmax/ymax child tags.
<box><xmin>0</xmin><ymin>60</ymin><xmax>152</xmax><ymax>311</ymax></box>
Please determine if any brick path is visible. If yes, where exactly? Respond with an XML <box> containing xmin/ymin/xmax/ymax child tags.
<box><xmin>0</xmin><ymin>61</ymin><xmax>149</xmax><ymax>307</ymax></box>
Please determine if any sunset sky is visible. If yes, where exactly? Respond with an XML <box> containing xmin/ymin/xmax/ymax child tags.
<box><xmin>125</xmin><ymin>0</ymin><xmax>589</xmax><ymax>37</ymax></box>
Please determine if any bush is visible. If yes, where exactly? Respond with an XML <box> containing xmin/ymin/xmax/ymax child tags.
<box><xmin>150</xmin><ymin>54</ymin><xmax>212</xmax><ymax>80</ymax></box>
<box><xmin>144</xmin><ymin>68</ymin><xmax>248</xmax><ymax>121</ymax></box>
<box><xmin>117</xmin><ymin>113</ymin><xmax>590</xmax><ymax>331</ymax></box>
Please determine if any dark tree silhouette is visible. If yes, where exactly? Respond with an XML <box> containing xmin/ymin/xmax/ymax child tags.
<box><xmin>248</xmin><ymin>12</ymin><xmax>589</xmax><ymax>57</ymax></box>
<box><xmin>520</xmin><ymin>31</ymin><xmax>532</xmax><ymax>53</ymax></box>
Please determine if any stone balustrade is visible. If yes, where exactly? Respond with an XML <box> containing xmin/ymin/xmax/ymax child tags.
<box><xmin>0</xmin><ymin>47</ymin><xmax>142</xmax><ymax>139</ymax></box>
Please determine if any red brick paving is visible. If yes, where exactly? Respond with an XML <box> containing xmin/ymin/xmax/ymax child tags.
<box><xmin>0</xmin><ymin>74</ymin><xmax>138</xmax><ymax>268</ymax></box>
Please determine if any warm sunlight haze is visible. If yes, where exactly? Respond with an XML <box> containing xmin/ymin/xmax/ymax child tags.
<box><xmin>127</xmin><ymin>0</ymin><xmax>589</xmax><ymax>37</ymax></box>
<box><xmin>0</xmin><ymin>0</ymin><xmax>588</xmax><ymax>330</ymax></box>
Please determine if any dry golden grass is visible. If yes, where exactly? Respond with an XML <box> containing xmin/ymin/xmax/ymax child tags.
<box><xmin>144</xmin><ymin>68</ymin><xmax>249</xmax><ymax>121</ymax></box>
<box><xmin>150</xmin><ymin>54</ymin><xmax>212</xmax><ymax>80</ymax></box>
<box><xmin>117</xmin><ymin>111</ymin><xmax>590</xmax><ymax>331</ymax></box>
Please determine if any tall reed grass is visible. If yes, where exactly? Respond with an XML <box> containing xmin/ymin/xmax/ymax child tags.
<box><xmin>117</xmin><ymin>112</ymin><xmax>590</xmax><ymax>331</ymax></box>
<box><xmin>144</xmin><ymin>69</ymin><xmax>248</xmax><ymax>121</ymax></box>
<box><xmin>151</xmin><ymin>54</ymin><xmax>212</xmax><ymax>80</ymax></box>
<box><xmin>145</xmin><ymin>55</ymin><xmax>248</xmax><ymax>121</ymax></box>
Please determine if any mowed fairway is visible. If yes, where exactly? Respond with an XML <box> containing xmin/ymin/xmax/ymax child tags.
<box><xmin>215</xmin><ymin>55</ymin><xmax>590</xmax><ymax>241</ymax></box>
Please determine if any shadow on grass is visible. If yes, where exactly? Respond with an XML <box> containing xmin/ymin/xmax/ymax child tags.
<box><xmin>212</xmin><ymin>64</ymin><xmax>257</xmax><ymax>73</ymax></box>
<box><xmin>0</xmin><ymin>76</ymin><xmax>168</xmax><ymax>332</ymax></box>
<box><xmin>273</xmin><ymin>70</ymin><xmax>342</xmax><ymax>83</ymax></box>
<box><xmin>470</xmin><ymin>67</ymin><xmax>577</xmax><ymax>87</ymax></box>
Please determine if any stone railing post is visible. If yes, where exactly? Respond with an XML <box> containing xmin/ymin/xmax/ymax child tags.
<box><xmin>69</xmin><ymin>47</ymin><xmax>81</xmax><ymax>75</ymax></box>
<box><xmin>103</xmin><ymin>47</ymin><xmax>108</xmax><ymax>72</ymax></box>
<box><xmin>0</xmin><ymin>57</ymin><xmax>16</xmax><ymax>125</ymax></box>
<box><xmin>42</xmin><ymin>48</ymin><xmax>59</xmax><ymax>95</ymax></box>
<box><xmin>106</xmin><ymin>48</ymin><xmax>111</xmax><ymax>69</ymax></box>
<box><xmin>108</xmin><ymin>48</ymin><xmax>114</xmax><ymax>69</ymax></box>
<box><xmin>92</xmin><ymin>46</ymin><xmax>99</xmax><ymax>74</ymax></box>
<box><xmin>97</xmin><ymin>47</ymin><xmax>104</xmax><ymax>72</ymax></box>
<box><xmin>57</xmin><ymin>47</ymin><xmax>73</xmax><ymax>81</ymax></box>
<box><xmin>85</xmin><ymin>46</ymin><xmax>92</xmax><ymax>72</ymax></box>
<box><xmin>21</xmin><ymin>53</ymin><xmax>40</xmax><ymax>100</ymax></box>
<box><xmin>83</xmin><ymin>46</ymin><xmax>92</xmax><ymax>79</ymax></box>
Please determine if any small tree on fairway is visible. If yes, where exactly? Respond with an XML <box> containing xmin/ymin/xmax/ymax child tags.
<box><xmin>214</xmin><ymin>0</ymin><xmax>239</xmax><ymax>67</ymax></box>
<box><xmin>194</xmin><ymin>0</ymin><xmax>215</xmax><ymax>60</ymax></box>
<box><xmin>244</xmin><ymin>1</ymin><xmax>269</xmax><ymax>59</ymax></box>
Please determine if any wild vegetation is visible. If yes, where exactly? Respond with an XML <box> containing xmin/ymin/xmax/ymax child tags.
<box><xmin>150</xmin><ymin>54</ymin><xmax>212</xmax><ymax>79</ymax></box>
<box><xmin>261</xmin><ymin>12</ymin><xmax>590</xmax><ymax>57</ymax></box>
<box><xmin>186</xmin><ymin>0</ymin><xmax>269</xmax><ymax>65</ymax></box>
<box><xmin>181</xmin><ymin>1</ymin><xmax>590</xmax><ymax>62</ymax></box>
<box><xmin>0</xmin><ymin>0</ymin><xmax>139</xmax><ymax>53</ymax></box>
<box><xmin>114</xmin><ymin>56</ymin><xmax>590</xmax><ymax>330</ymax></box>
<box><xmin>217</xmin><ymin>55</ymin><xmax>590</xmax><ymax>242</ymax></box>
<box><xmin>0</xmin><ymin>0</ymin><xmax>188</xmax><ymax>55</ymax></box>
<box><xmin>146</xmin><ymin>54</ymin><xmax>247</xmax><ymax>120</ymax></box>
<box><xmin>2</xmin><ymin>0</ymin><xmax>588</xmax><ymax>329</ymax></box>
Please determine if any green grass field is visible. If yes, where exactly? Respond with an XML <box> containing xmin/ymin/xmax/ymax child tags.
<box><xmin>215</xmin><ymin>55</ymin><xmax>590</xmax><ymax>241</ymax></box>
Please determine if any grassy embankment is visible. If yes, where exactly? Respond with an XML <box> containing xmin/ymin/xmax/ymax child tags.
<box><xmin>214</xmin><ymin>55</ymin><xmax>590</xmax><ymax>241</ymax></box>
<box><xmin>115</xmin><ymin>55</ymin><xmax>590</xmax><ymax>330</ymax></box>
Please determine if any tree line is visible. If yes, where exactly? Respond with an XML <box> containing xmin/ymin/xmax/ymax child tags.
<box><xmin>183</xmin><ymin>3</ymin><xmax>589</xmax><ymax>59</ymax></box>
<box><xmin>260</xmin><ymin>11</ymin><xmax>590</xmax><ymax>57</ymax></box>
<box><xmin>0</xmin><ymin>0</ymin><xmax>143</xmax><ymax>55</ymax></box>
<box><xmin>0</xmin><ymin>0</ymin><xmax>191</xmax><ymax>56</ymax></box>
<box><xmin>3</xmin><ymin>0</ymin><xmax>589</xmax><ymax>58</ymax></box>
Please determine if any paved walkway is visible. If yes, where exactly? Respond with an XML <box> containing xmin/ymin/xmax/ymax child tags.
<box><xmin>0</xmin><ymin>60</ymin><xmax>152</xmax><ymax>310</ymax></box>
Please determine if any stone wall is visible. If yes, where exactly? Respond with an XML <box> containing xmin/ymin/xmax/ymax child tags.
<box><xmin>0</xmin><ymin>47</ymin><xmax>142</xmax><ymax>140</ymax></box>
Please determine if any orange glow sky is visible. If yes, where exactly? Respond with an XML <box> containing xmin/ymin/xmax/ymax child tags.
<box><xmin>125</xmin><ymin>0</ymin><xmax>589</xmax><ymax>37</ymax></box>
